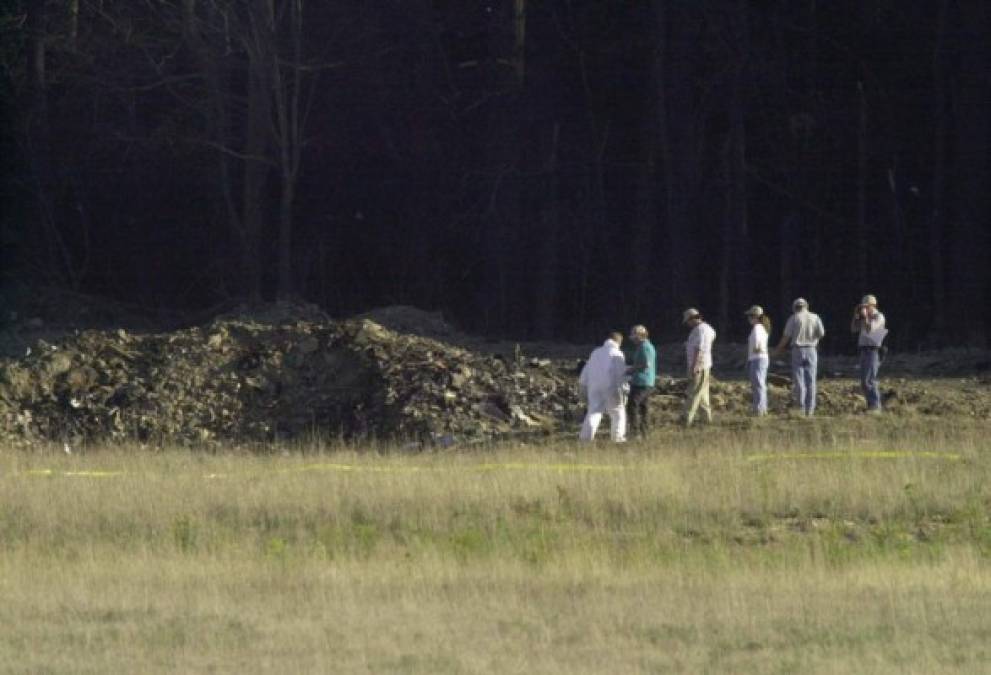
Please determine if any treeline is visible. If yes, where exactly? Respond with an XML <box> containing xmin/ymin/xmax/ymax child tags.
<box><xmin>1</xmin><ymin>1</ymin><xmax>988</xmax><ymax>346</ymax></box>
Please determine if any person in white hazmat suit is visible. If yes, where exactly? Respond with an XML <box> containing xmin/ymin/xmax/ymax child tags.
<box><xmin>578</xmin><ymin>331</ymin><xmax>629</xmax><ymax>442</ymax></box>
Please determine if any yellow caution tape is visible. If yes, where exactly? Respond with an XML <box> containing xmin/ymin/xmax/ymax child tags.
<box><xmin>22</xmin><ymin>469</ymin><xmax>124</xmax><ymax>477</ymax></box>
<box><xmin>279</xmin><ymin>463</ymin><xmax>424</xmax><ymax>474</ymax></box>
<box><xmin>18</xmin><ymin>462</ymin><xmax>623</xmax><ymax>478</ymax></box>
<box><xmin>474</xmin><ymin>462</ymin><xmax>622</xmax><ymax>472</ymax></box>
<box><xmin>64</xmin><ymin>470</ymin><xmax>125</xmax><ymax>477</ymax></box>
<box><xmin>746</xmin><ymin>451</ymin><xmax>962</xmax><ymax>462</ymax></box>
<box><xmin>14</xmin><ymin>454</ymin><xmax>959</xmax><ymax>479</ymax></box>
<box><xmin>282</xmin><ymin>462</ymin><xmax>621</xmax><ymax>474</ymax></box>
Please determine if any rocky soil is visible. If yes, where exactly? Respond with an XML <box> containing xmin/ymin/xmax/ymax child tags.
<box><xmin>1</xmin><ymin>302</ymin><xmax>989</xmax><ymax>448</ymax></box>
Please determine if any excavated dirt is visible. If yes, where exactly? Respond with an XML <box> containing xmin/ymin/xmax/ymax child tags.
<box><xmin>0</xmin><ymin>306</ymin><xmax>583</xmax><ymax>446</ymax></box>
<box><xmin>1</xmin><ymin>303</ymin><xmax>989</xmax><ymax>447</ymax></box>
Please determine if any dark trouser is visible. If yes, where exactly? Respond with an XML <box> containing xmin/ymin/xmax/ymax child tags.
<box><xmin>859</xmin><ymin>347</ymin><xmax>882</xmax><ymax>410</ymax></box>
<box><xmin>626</xmin><ymin>386</ymin><xmax>653</xmax><ymax>436</ymax></box>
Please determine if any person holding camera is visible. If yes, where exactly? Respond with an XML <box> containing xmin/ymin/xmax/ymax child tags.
<box><xmin>851</xmin><ymin>294</ymin><xmax>887</xmax><ymax>412</ymax></box>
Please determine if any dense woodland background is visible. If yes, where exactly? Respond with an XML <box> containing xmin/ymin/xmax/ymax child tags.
<box><xmin>1</xmin><ymin>1</ymin><xmax>989</xmax><ymax>346</ymax></box>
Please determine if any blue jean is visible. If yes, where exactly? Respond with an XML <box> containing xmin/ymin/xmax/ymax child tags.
<box><xmin>859</xmin><ymin>347</ymin><xmax>882</xmax><ymax>410</ymax></box>
<box><xmin>791</xmin><ymin>347</ymin><xmax>818</xmax><ymax>415</ymax></box>
<box><xmin>748</xmin><ymin>357</ymin><xmax>768</xmax><ymax>414</ymax></box>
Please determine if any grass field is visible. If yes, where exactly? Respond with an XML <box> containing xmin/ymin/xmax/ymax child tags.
<box><xmin>1</xmin><ymin>419</ymin><xmax>990</xmax><ymax>673</ymax></box>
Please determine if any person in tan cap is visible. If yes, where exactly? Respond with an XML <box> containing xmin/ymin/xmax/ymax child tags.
<box><xmin>744</xmin><ymin>305</ymin><xmax>771</xmax><ymax>416</ymax></box>
<box><xmin>773</xmin><ymin>297</ymin><xmax>825</xmax><ymax>416</ymax></box>
<box><xmin>682</xmin><ymin>308</ymin><xmax>716</xmax><ymax>427</ymax></box>
<box><xmin>851</xmin><ymin>294</ymin><xmax>887</xmax><ymax>412</ymax></box>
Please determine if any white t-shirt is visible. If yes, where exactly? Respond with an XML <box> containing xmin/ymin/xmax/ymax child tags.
<box><xmin>686</xmin><ymin>322</ymin><xmax>716</xmax><ymax>371</ymax></box>
<box><xmin>747</xmin><ymin>323</ymin><xmax>769</xmax><ymax>361</ymax></box>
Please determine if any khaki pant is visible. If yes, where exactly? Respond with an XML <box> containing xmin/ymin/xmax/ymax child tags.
<box><xmin>684</xmin><ymin>368</ymin><xmax>712</xmax><ymax>426</ymax></box>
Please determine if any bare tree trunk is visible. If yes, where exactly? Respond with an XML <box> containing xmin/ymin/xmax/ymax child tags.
<box><xmin>242</xmin><ymin>116</ymin><xmax>266</xmax><ymax>301</ymax></box>
<box><xmin>929</xmin><ymin>0</ymin><xmax>948</xmax><ymax>328</ymax></box>
<box><xmin>630</xmin><ymin>143</ymin><xmax>655</xmax><ymax>319</ymax></box>
<box><xmin>776</xmin><ymin>0</ymin><xmax>817</xmax><ymax>315</ymax></box>
<box><xmin>276</xmin><ymin>178</ymin><xmax>295</xmax><ymax>299</ymax></box>
<box><xmin>68</xmin><ymin>0</ymin><xmax>79</xmax><ymax>51</ymax></box>
<box><xmin>855</xmin><ymin>80</ymin><xmax>868</xmax><ymax>294</ymax></box>
<box><xmin>950</xmin><ymin>1</ymin><xmax>990</xmax><ymax>343</ymax></box>
<box><xmin>575</xmin><ymin>31</ymin><xmax>611</xmax><ymax>331</ymax></box>
<box><xmin>654</xmin><ymin>1</ymin><xmax>701</xmax><ymax>324</ymax></box>
<box><xmin>779</xmin><ymin>214</ymin><xmax>795</xmax><ymax>314</ymax></box>
<box><xmin>718</xmin><ymin>142</ymin><xmax>732</xmax><ymax>332</ymax></box>
<box><xmin>513</xmin><ymin>0</ymin><xmax>526</xmax><ymax>86</ymax></box>
<box><xmin>729</xmin><ymin>108</ymin><xmax>750</xmax><ymax>328</ymax></box>
<box><xmin>533</xmin><ymin>123</ymin><xmax>560</xmax><ymax>339</ymax></box>
<box><xmin>25</xmin><ymin>0</ymin><xmax>76</xmax><ymax>286</ymax></box>
<box><xmin>885</xmin><ymin>162</ymin><xmax>910</xmax><ymax>306</ymax></box>
<box><xmin>477</xmin><ymin>2</ymin><xmax>526</xmax><ymax>334</ymax></box>
<box><xmin>720</xmin><ymin>0</ymin><xmax>751</xmax><ymax>333</ymax></box>
<box><xmin>241</xmin><ymin>0</ymin><xmax>274</xmax><ymax>301</ymax></box>
<box><xmin>274</xmin><ymin>0</ymin><xmax>306</xmax><ymax>300</ymax></box>
<box><xmin>183</xmin><ymin>0</ymin><xmax>243</xmax><ymax>296</ymax></box>
<box><xmin>27</xmin><ymin>0</ymin><xmax>51</xmax><ymax>266</ymax></box>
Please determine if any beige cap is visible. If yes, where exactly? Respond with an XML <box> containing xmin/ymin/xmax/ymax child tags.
<box><xmin>860</xmin><ymin>294</ymin><xmax>878</xmax><ymax>306</ymax></box>
<box><xmin>792</xmin><ymin>297</ymin><xmax>808</xmax><ymax>310</ymax></box>
<box><xmin>744</xmin><ymin>305</ymin><xmax>764</xmax><ymax>317</ymax></box>
<box><xmin>682</xmin><ymin>308</ymin><xmax>701</xmax><ymax>324</ymax></box>
<box><xmin>629</xmin><ymin>324</ymin><xmax>648</xmax><ymax>338</ymax></box>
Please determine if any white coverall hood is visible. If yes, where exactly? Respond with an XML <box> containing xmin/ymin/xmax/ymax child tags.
<box><xmin>579</xmin><ymin>339</ymin><xmax>626</xmax><ymax>393</ymax></box>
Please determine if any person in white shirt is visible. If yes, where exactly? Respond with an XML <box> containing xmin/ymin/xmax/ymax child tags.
<box><xmin>773</xmin><ymin>297</ymin><xmax>825</xmax><ymax>416</ymax></box>
<box><xmin>682</xmin><ymin>308</ymin><xmax>716</xmax><ymax>427</ymax></box>
<box><xmin>578</xmin><ymin>331</ymin><xmax>628</xmax><ymax>442</ymax></box>
<box><xmin>744</xmin><ymin>305</ymin><xmax>771</xmax><ymax>416</ymax></box>
<box><xmin>850</xmin><ymin>294</ymin><xmax>887</xmax><ymax>412</ymax></box>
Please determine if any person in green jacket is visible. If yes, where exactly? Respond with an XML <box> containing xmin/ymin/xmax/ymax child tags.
<box><xmin>624</xmin><ymin>324</ymin><xmax>657</xmax><ymax>438</ymax></box>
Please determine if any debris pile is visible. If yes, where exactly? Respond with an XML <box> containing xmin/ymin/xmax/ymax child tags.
<box><xmin>0</xmin><ymin>308</ymin><xmax>587</xmax><ymax>446</ymax></box>
<box><xmin>2</xmin><ymin>304</ymin><xmax>989</xmax><ymax>447</ymax></box>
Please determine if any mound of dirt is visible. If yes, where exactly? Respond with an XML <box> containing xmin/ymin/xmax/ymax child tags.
<box><xmin>354</xmin><ymin>306</ymin><xmax>459</xmax><ymax>341</ymax></box>
<box><xmin>0</xmin><ymin>309</ymin><xmax>587</xmax><ymax>447</ymax></box>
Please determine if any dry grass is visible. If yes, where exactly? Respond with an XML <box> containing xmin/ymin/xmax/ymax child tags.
<box><xmin>1</xmin><ymin>420</ymin><xmax>990</xmax><ymax>673</ymax></box>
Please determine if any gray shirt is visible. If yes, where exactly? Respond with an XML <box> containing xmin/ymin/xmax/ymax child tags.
<box><xmin>782</xmin><ymin>310</ymin><xmax>825</xmax><ymax>348</ymax></box>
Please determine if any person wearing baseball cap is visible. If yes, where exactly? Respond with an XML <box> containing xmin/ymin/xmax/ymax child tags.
<box><xmin>682</xmin><ymin>308</ymin><xmax>716</xmax><ymax>427</ymax></box>
<box><xmin>744</xmin><ymin>305</ymin><xmax>771</xmax><ymax>416</ymax></box>
<box><xmin>773</xmin><ymin>297</ymin><xmax>825</xmax><ymax>416</ymax></box>
<box><xmin>851</xmin><ymin>294</ymin><xmax>887</xmax><ymax>412</ymax></box>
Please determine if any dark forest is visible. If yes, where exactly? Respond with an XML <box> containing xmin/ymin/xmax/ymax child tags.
<box><xmin>1</xmin><ymin>1</ymin><xmax>989</xmax><ymax>346</ymax></box>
